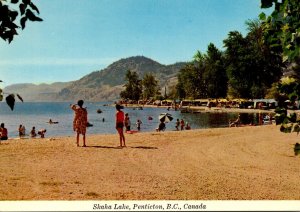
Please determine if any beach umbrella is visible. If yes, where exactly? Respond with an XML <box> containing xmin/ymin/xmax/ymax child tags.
<box><xmin>159</xmin><ymin>113</ymin><xmax>173</xmax><ymax>123</ymax></box>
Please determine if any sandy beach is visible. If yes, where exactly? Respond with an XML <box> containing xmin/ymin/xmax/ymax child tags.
<box><xmin>0</xmin><ymin>125</ymin><xmax>299</xmax><ymax>200</ymax></box>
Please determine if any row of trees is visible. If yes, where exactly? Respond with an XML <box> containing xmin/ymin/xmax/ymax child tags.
<box><xmin>120</xmin><ymin>19</ymin><xmax>284</xmax><ymax>101</ymax></box>
<box><xmin>175</xmin><ymin>20</ymin><xmax>283</xmax><ymax>100</ymax></box>
<box><xmin>120</xmin><ymin>70</ymin><xmax>161</xmax><ymax>101</ymax></box>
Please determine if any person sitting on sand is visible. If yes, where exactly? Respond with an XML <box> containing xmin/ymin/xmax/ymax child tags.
<box><xmin>185</xmin><ymin>122</ymin><xmax>191</xmax><ymax>130</ymax></box>
<box><xmin>156</xmin><ymin>120</ymin><xmax>166</xmax><ymax>132</ymax></box>
<box><xmin>71</xmin><ymin>100</ymin><xmax>88</xmax><ymax>147</ymax></box>
<box><xmin>38</xmin><ymin>129</ymin><xmax>46</xmax><ymax>138</ymax></box>
<box><xmin>0</xmin><ymin>123</ymin><xmax>8</xmax><ymax>140</ymax></box>
<box><xmin>30</xmin><ymin>127</ymin><xmax>37</xmax><ymax>138</ymax></box>
<box><xmin>19</xmin><ymin>124</ymin><xmax>26</xmax><ymax>138</ymax></box>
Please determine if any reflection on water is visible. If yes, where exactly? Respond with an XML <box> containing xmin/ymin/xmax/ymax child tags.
<box><xmin>0</xmin><ymin>102</ymin><xmax>272</xmax><ymax>137</ymax></box>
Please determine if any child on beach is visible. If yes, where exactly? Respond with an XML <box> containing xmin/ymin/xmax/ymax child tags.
<box><xmin>124</xmin><ymin>113</ymin><xmax>131</xmax><ymax>132</ymax></box>
<box><xmin>115</xmin><ymin>104</ymin><xmax>126</xmax><ymax>147</ymax></box>
<box><xmin>71</xmin><ymin>100</ymin><xmax>88</xmax><ymax>147</ymax></box>
<box><xmin>185</xmin><ymin>122</ymin><xmax>191</xmax><ymax>130</ymax></box>
<box><xmin>136</xmin><ymin>119</ymin><xmax>142</xmax><ymax>131</ymax></box>
<box><xmin>0</xmin><ymin>123</ymin><xmax>8</xmax><ymax>140</ymax></box>
<box><xmin>175</xmin><ymin>119</ymin><xmax>180</xmax><ymax>131</ymax></box>
<box><xmin>38</xmin><ymin>129</ymin><xmax>46</xmax><ymax>138</ymax></box>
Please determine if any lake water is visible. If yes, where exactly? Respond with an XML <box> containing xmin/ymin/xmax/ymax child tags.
<box><xmin>0</xmin><ymin>102</ymin><xmax>265</xmax><ymax>138</ymax></box>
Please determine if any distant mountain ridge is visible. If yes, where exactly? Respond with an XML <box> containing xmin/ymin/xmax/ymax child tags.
<box><xmin>4</xmin><ymin>56</ymin><xmax>187</xmax><ymax>102</ymax></box>
<box><xmin>3</xmin><ymin>82</ymin><xmax>72</xmax><ymax>102</ymax></box>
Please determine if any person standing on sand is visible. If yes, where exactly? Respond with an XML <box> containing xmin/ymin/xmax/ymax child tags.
<box><xmin>71</xmin><ymin>100</ymin><xmax>88</xmax><ymax>147</ymax></box>
<box><xmin>180</xmin><ymin>119</ymin><xmax>185</xmax><ymax>131</ymax></box>
<box><xmin>115</xmin><ymin>104</ymin><xmax>126</xmax><ymax>147</ymax></box>
<box><xmin>175</xmin><ymin>119</ymin><xmax>180</xmax><ymax>131</ymax></box>
<box><xmin>136</xmin><ymin>119</ymin><xmax>142</xmax><ymax>131</ymax></box>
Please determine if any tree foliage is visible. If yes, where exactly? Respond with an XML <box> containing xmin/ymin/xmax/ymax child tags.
<box><xmin>223</xmin><ymin>20</ymin><xmax>282</xmax><ymax>99</ymax></box>
<box><xmin>0</xmin><ymin>0</ymin><xmax>42</xmax><ymax>43</ymax></box>
<box><xmin>176</xmin><ymin>19</ymin><xmax>282</xmax><ymax>100</ymax></box>
<box><xmin>203</xmin><ymin>43</ymin><xmax>227</xmax><ymax>98</ymax></box>
<box><xmin>260</xmin><ymin>0</ymin><xmax>300</xmax><ymax>64</ymax></box>
<box><xmin>120</xmin><ymin>70</ymin><xmax>142</xmax><ymax>101</ymax></box>
<box><xmin>260</xmin><ymin>0</ymin><xmax>300</xmax><ymax>143</ymax></box>
<box><xmin>142</xmin><ymin>73</ymin><xmax>160</xmax><ymax>100</ymax></box>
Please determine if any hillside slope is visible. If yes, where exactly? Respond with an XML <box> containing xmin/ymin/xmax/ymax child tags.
<box><xmin>4</xmin><ymin>56</ymin><xmax>187</xmax><ymax>102</ymax></box>
<box><xmin>57</xmin><ymin>56</ymin><xmax>186</xmax><ymax>101</ymax></box>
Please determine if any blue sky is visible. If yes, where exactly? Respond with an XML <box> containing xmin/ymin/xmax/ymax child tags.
<box><xmin>0</xmin><ymin>0</ymin><xmax>268</xmax><ymax>87</ymax></box>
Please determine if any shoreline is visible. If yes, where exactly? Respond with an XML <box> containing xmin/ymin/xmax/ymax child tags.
<box><xmin>122</xmin><ymin>103</ymin><xmax>275</xmax><ymax>114</ymax></box>
<box><xmin>0</xmin><ymin>125</ymin><xmax>299</xmax><ymax>200</ymax></box>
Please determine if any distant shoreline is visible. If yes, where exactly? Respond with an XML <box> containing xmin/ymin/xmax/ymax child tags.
<box><xmin>122</xmin><ymin>103</ymin><xmax>276</xmax><ymax>114</ymax></box>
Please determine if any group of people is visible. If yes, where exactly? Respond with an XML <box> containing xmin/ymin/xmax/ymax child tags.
<box><xmin>124</xmin><ymin>113</ymin><xmax>143</xmax><ymax>132</ymax></box>
<box><xmin>18</xmin><ymin>125</ymin><xmax>47</xmax><ymax>138</ymax></box>
<box><xmin>0</xmin><ymin>123</ymin><xmax>47</xmax><ymax>141</ymax></box>
<box><xmin>175</xmin><ymin>119</ymin><xmax>191</xmax><ymax>131</ymax></box>
<box><xmin>71</xmin><ymin>100</ymin><xmax>193</xmax><ymax>148</ymax></box>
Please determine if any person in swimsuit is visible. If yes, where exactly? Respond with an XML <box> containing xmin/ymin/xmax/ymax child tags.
<box><xmin>115</xmin><ymin>104</ymin><xmax>126</xmax><ymax>147</ymax></box>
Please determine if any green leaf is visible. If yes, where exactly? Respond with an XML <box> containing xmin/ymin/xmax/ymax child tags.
<box><xmin>22</xmin><ymin>0</ymin><xmax>31</xmax><ymax>5</ymax></box>
<box><xmin>280</xmin><ymin>124</ymin><xmax>292</xmax><ymax>133</ymax></box>
<box><xmin>20</xmin><ymin>16</ymin><xmax>27</xmax><ymax>29</ymax></box>
<box><xmin>17</xmin><ymin>94</ymin><xmax>23</xmax><ymax>102</ymax></box>
<box><xmin>9</xmin><ymin>10</ymin><xmax>18</xmax><ymax>21</ymax></box>
<box><xmin>29</xmin><ymin>2</ymin><xmax>39</xmax><ymax>14</ymax></box>
<box><xmin>259</xmin><ymin>12</ymin><xmax>266</xmax><ymax>21</ymax></box>
<box><xmin>5</xmin><ymin>94</ymin><xmax>15</xmax><ymax>110</ymax></box>
<box><xmin>19</xmin><ymin>3</ymin><xmax>26</xmax><ymax>15</ymax></box>
<box><xmin>25</xmin><ymin>9</ymin><xmax>43</xmax><ymax>21</ymax></box>
<box><xmin>282</xmin><ymin>55</ymin><xmax>288</xmax><ymax>62</ymax></box>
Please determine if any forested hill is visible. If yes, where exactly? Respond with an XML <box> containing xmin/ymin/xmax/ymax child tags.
<box><xmin>57</xmin><ymin>56</ymin><xmax>187</xmax><ymax>101</ymax></box>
